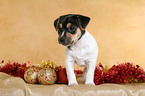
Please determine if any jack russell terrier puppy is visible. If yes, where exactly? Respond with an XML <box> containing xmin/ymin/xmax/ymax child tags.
<box><xmin>54</xmin><ymin>14</ymin><xmax>98</xmax><ymax>86</ymax></box>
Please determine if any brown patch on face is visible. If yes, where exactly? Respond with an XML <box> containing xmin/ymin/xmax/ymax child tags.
<box><xmin>66</xmin><ymin>23</ymin><xmax>72</xmax><ymax>28</ymax></box>
<box><xmin>65</xmin><ymin>28</ymin><xmax>82</xmax><ymax>45</ymax></box>
<box><xmin>59</xmin><ymin>23</ymin><xmax>62</xmax><ymax>28</ymax></box>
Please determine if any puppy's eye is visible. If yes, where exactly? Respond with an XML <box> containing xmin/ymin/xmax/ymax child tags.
<box><xmin>68</xmin><ymin>25</ymin><xmax>76</xmax><ymax>32</ymax></box>
<box><xmin>59</xmin><ymin>28</ymin><xmax>63</xmax><ymax>32</ymax></box>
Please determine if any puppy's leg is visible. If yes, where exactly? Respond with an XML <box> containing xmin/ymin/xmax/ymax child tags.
<box><xmin>65</xmin><ymin>56</ymin><xmax>78</xmax><ymax>86</ymax></box>
<box><xmin>82</xmin><ymin>67</ymin><xmax>87</xmax><ymax>82</ymax></box>
<box><xmin>85</xmin><ymin>61</ymin><xmax>96</xmax><ymax>85</ymax></box>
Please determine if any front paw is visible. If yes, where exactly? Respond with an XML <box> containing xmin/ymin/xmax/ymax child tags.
<box><xmin>68</xmin><ymin>82</ymin><xmax>78</xmax><ymax>86</ymax></box>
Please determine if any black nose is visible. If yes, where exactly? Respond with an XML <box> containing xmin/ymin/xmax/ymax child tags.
<box><xmin>59</xmin><ymin>37</ymin><xmax>66</xmax><ymax>44</ymax></box>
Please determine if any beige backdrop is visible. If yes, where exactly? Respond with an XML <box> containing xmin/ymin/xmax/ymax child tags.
<box><xmin>0</xmin><ymin>0</ymin><xmax>145</xmax><ymax>69</ymax></box>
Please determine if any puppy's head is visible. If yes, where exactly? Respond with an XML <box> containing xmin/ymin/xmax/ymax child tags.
<box><xmin>54</xmin><ymin>14</ymin><xmax>90</xmax><ymax>46</ymax></box>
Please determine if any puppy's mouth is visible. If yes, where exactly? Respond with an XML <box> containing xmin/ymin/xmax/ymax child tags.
<box><xmin>65</xmin><ymin>41</ymin><xmax>74</xmax><ymax>46</ymax></box>
<box><xmin>58</xmin><ymin>36</ymin><xmax>74</xmax><ymax>46</ymax></box>
<box><xmin>61</xmin><ymin>40</ymin><xmax>74</xmax><ymax>46</ymax></box>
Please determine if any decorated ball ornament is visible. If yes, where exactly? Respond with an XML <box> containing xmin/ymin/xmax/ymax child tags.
<box><xmin>38</xmin><ymin>68</ymin><xmax>57</xmax><ymax>85</ymax></box>
<box><xmin>24</xmin><ymin>67</ymin><xmax>39</xmax><ymax>84</ymax></box>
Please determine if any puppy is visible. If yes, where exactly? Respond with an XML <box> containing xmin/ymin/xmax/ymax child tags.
<box><xmin>54</xmin><ymin>14</ymin><xmax>98</xmax><ymax>86</ymax></box>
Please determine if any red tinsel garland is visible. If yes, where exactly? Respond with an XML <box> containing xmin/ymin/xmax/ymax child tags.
<box><xmin>0</xmin><ymin>61</ymin><xmax>145</xmax><ymax>85</ymax></box>
<box><xmin>0</xmin><ymin>61</ymin><xmax>27</xmax><ymax>78</ymax></box>
<box><xmin>94</xmin><ymin>62</ymin><xmax>145</xmax><ymax>85</ymax></box>
<box><xmin>105</xmin><ymin>62</ymin><xmax>145</xmax><ymax>84</ymax></box>
<box><xmin>94</xmin><ymin>66</ymin><xmax>105</xmax><ymax>85</ymax></box>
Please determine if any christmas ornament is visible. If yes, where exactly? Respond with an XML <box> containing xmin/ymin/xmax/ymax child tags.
<box><xmin>0</xmin><ymin>61</ymin><xmax>27</xmax><ymax>78</ymax></box>
<box><xmin>58</xmin><ymin>68</ymin><xmax>68</xmax><ymax>84</ymax></box>
<box><xmin>38</xmin><ymin>68</ymin><xmax>57</xmax><ymax>85</ymax></box>
<box><xmin>1</xmin><ymin>60</ymin><xmax>145</xmax><ymax>85</ymax></box>
<box><xmin>56</xmin><ymin>68</ymin><xmax>79</xmax><ymax>84</ymax></box>
<box><xmin>24</xmin><ymin>67</ymin><xmax>39</xmax><ymax>84</ymax></box>
<box><xmin>105</xmin><ymin>62</ymin><xmax>145</xmax><ymax>84</ymax></box>
<box><xmin>94</xmin><ymin>66</ymin><xmax>105</xmax><ymax>85</ymax></box>
<box><xmin>40</xmin><ymin>60</ymin><xmax>57</xmax><ymax>69</ymax></box>
<box><xmin>55</xmin><ymin>66</ymin><xmax>62</xmax><ymax>84</ymax></box>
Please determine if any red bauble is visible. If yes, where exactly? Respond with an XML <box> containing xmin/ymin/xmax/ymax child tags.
<box><xmin>58</xmin><ymin>68</ymin><xmax>68</xmax><ymax>84</ymax></box>
<box><xmin>55</xmin><ymin>66</ymin><xmax>62</xmax><ymax>84</ymax></box>
<box><xmin>55</xmin><ymin>67</ymin><xmax>78</xmax><ymax>84</ymax></box>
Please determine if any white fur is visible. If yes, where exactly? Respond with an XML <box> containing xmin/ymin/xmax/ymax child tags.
<box><xmin>65</xmin><ymin>30</ymin><xmax>98</xmax><ymax>86</ymax></box>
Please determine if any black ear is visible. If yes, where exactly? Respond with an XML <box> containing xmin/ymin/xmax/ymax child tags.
<box><xmin>76</xmin><ymin>15</ymin><xmax>90</xmax><ymax>30</ymax></box>
<box><xmin>54</xmin><ymin>18</ymin><xmax>59</xmax><ymax>30</ymax></box>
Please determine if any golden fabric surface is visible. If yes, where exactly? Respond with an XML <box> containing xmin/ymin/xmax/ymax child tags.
<box><xmin>0</xmin><ymin>0</ymin><xmax>145</xmax><ymax>69</ymax></box>
<box><xmin>0</xmin><ymin>72</ymin><xmax>145</xmax><ymax>96</ymax></box>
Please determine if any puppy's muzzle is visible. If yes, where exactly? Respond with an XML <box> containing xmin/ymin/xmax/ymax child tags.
<box><xmin>58</xmin><ymin>36</ymin><xmax>72</xmax><ymax>46</ymax></box>
<box><xmin>59</xmin><ymin>36</ymin><xmax>66</xmax><ymax>44</ymax></box>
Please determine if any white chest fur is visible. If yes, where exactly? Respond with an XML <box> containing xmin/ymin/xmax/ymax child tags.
<box><xmin>65</xmin><ymin>30</ymin><xmax>98</xmax><ymax>67</ymax></box>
